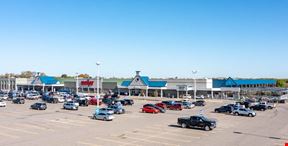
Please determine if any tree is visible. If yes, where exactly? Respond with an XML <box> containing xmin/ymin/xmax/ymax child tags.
<box><xmin>61</xmin><ymin>74</ymin><xmax>68</xmax><ymax>78</ymax></box>
<box><xmin>276</xmin><ymin>80</ymin><xmax>286</xmax><ymax>88</ymax></box>
<box><xmin>78</xmin><ymin>74</ymin><xmax>91</xmax><ymax>79</ymax></box>
<box><xmin>19</xmin><ymin>71</ymin><xmax>34</xmax><ymax>78</ymax></box>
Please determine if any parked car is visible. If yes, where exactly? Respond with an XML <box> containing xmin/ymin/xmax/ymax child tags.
<box><xmin>155</xmin><ymin>103</ymin><xmax>167</xmax><ymax>109</ymax></box>
<box><xmin>76</xmin><ymin>98</ymin><xmax>89</xmax><ymax>106</ymax></box>
<box><xmin>0</xmin><ymin>100</ymin><xmax>6</xmax><ymax>107</ymax></box>
<box><xmin>161</xmin><ymin>101</ymin><xmax>175</xmax><ymax>108</ymax></box>
<box><xmin>250</xmin><ymin>104</ymin><xmax>267</xmax><ymax>111</ymax></box>
<box><xmin>260</xmin><ymin>102</ymin><xmax>276</xmax><ymax>109</ymax></box>
<box><xmin>63</xmin><ymin>102</ymin><xmax>79</xmax><ymax>110</ymax></box>
<box><xmin>92</xmin><ymin>113</ymin><xmax>114</xmax><ymax>121</ymax></box>
<box><xmin>193</xmin><ymin>100</ymin><xmax>206</xmax><ymax>106</ymax></box>
<box><xmin>143</xmin><ymin>104</ymin><xmax>166</xmax><ymax>113</ymax></box>
<box><xmin>108</xmin><ymin>104</ymin><xmax>125</xmax><ymax>114</ymax></box>
<box><xmin>42</xmin><ymin>93</ymin><xmax>59</xmax><ymax>103</ymax></box>
<box><xmin>161</xmin><ymin>101</ymin><xmax>183</xmax><ymax>110</ymax></box>
<box><xmin>13</xmin><ymin>97</ymin><xmax>25</xmax><ymax>104</ymax></box>
<box><xmin>168</xmin><ymin>103</ymin><xmax>183</xmax><ymax>110</ymax></box>
<box><xmin>142</xmin><ymin>106</ymin><xmax>160</xmax><ymax>114</ymax></box>
<box><xmin>214</xmin><ymin>106</ymin><xmax>233</xmax><ymax>113</ymax></box>
<box><xmin>26</xmin><ymin>91</ymin><xmax>41</xmax><ymax>100</ymax></box>
<box><xmin>31</xmin><ymin>103</ymin><xmax>47</xmax><ymax>110</ymax></box>
<box><xmin>98</xmin><ymin>108</ymin><xmax>114</xmax><ymax>115</ymax></box>
<box><xmin>176</xmin><ymin>101</ymin><xmax>195</xmax><ymax>109</ymax></box>
<box><xmin>123</xmin><ymin>99</ymin><xmax>134</xmax><ymax>105</ymax></box>
<box><xmin>89</xmin><ymin>98</ymin><xmax>102</xmax><ymax>105</ymax></box>
<box><xmin>233</xmin><ymin>108</ymin><xmax>256</xmax><ymax>117</ymax></box>
<box><xmin>178</xmin><ymin>115</ymin><xmax>217</xmax><ymax>131</ymax></box>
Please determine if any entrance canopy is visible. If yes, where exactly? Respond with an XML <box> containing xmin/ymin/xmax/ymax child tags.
<box><xmin>119</xmin><ymin>71</ymin><xmax>167</xmax><ymax>90</ymax></box>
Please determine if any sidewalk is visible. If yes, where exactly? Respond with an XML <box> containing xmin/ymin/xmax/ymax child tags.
<box><xmin>121</xmin><ymin>95</ymin><xmax>232</xmax><ymax>103</ymax></box>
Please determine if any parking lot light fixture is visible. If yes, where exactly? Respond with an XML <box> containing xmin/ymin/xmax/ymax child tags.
<box><xmin>96</xmin><ymin>62</ymin><xmax>101</xmax><ymax>114</ymax></box>
<box><xmin>192</xmin><ymin>70</ymin><xmax>198</xmax><ymax>101</ymax></box>
<box><xmin>76</xmin><ymin>73</ymin><xmax>79</xmax><ymax>95</ymax></box>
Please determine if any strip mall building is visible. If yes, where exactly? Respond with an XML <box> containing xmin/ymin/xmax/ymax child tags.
<box><xmin>118</xmin><ymin>71</ymin><xmax>277</xmax><ymax>98</ymax></box>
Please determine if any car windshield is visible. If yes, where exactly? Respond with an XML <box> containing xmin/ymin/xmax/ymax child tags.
<box><xmin>199</xmin><ymin>116</ymin><xmax>210</xmax><ymax>121</ymax></box>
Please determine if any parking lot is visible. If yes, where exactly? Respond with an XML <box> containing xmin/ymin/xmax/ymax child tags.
<box><xmin>0</xmin><ymin>98</ymin><xmax>287</xmax><ymax>146</ymax></box>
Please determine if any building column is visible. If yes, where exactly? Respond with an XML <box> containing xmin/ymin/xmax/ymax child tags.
<box><xmin>177</xmin><ymin>90</ymin><xmax>179</xmax><ymax>99</ymax></box>
<box><xmin>128</xmin><ymin>89</ymin><xmax>131</xmax><ymax>96</ymax></box>
<box><xmin>42</xmin><ymin>84</ymin><xmax>45</xmax><ymax>92</ymax></box>
<box><xmin>211</xmin><ymin>89</ymin><xmax>214</xmax><ymax>99</ymax></box>
<box><xmin>146</xmin><ymin>88</ymin><xmax>148</xmax><ymax>97</ymax></box>
<box><xmin>160</xmin><ymin>88</ymin><xmax>163</xmax><ymax>98</ymax></box>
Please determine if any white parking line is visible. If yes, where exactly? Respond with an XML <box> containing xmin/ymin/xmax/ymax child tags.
<box><xmin>126</xmin><ymin>131</ymin><xmax>192</xmax><ymax>143</ymax></box>
<box><xmin>0</xmin><ymin>132</ymin><xmax>20</xmax><ymax>139</ymax></box>
<box><xmin>123</xmin><ymin>136</ymin><xmax>178</xmax><ymax>146</ymax></box>
<box><xmin>134</xmin><ymin>128</ymin><xmax>200</xmax><ymax>139</ymax></box>
<box><xmin>92</xmin><ymin>137</ymin><xmax>136</xmax><ymax>146</ymax></box>
<box><xmin>0</xmin><ymin>125</ymin><xmax>38</xmax><ymax>135</ymax></box>
<box><xmin>49</xmin><ymin>119</ymin><xmax>83</xmax><ymax>127</ymax></box>
<box><xmin>61</xmin><ymin>118</ymin><xmax>93</xmax><ymax>125</ymax></box>
<box><xmin>77</xmin><ymin>141</ymin><xmax>102</xmax><ymax>146</ymax></box>
<box><xmin>149</xmin><ymin>126</ymin><xmax>211</xmax><ymax>137</ymax></box>
<box><xmin>15</xmin><ymin>123</ymin><xmax>55</xmax><ymax>132</ymax></box>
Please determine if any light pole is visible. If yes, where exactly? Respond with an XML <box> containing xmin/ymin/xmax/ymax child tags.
<box><xmin>8</xmin><ymin>74</ymin><xmax>11</xmax><ymax>91</ymax></box>
<box><xmin>76</xmin><ymin>73</ymin><xmax>79</xmax><ymax>95</ymax></box>
<box><xmin>96</xmin><ymin>62</ymin><xmax>101</xmax><ymax>114</ymax></box>
<box><xmin>192</xmin><ymin>70</ymin><xmax>198</xmax><ymax>101</ymax></box>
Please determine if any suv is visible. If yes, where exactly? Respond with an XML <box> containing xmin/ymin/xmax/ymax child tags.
<box><xmin>108</xmin><ymin>104</ymin><xmax>125</xmax><ymax>114</ymax></box>
<box><xmin>233</xmin><ymin>108</ymin><xmax>256</xmax><ymax>117</ymax></box>
<box><xmin>143</xmin><ymin>104</ymin><xmax>166</xmax><ymax>113</ymax></box>
<box><xmin>193</xmin><ymin>100</ymin><xmax>206</xmax><ymax>106</ymax></box>
<box><xmin>31</xmin><ymin>103</ymin><xmax>47</xmax><ymax>110</ymax></box>
<box><xmin>178</xmin><ymin>115</ymin><xmax>217</xmax><ymax>131</ymax></box>
<box><xmin>63</xmin><ymin>102</ymin><xmax>79</xmax><ymax>110</ymax></box>
<box><xmin>250</xmin><ymin>104</ymin><xmax>267</xmax><ymax>111</ymax></box>
<box><xmin>214</xmin><ymin>106</ymin><xmax>233</xmax><ymax>113</ymax></box>
<box><xmin>13</xmin><ymin>98</ymin><xmax>25</xmax><ymax>104</ymax></box>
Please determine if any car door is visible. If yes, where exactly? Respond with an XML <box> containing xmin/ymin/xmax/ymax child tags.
<box><xmin>190</xmin><ymin>117</ymin><xmax>198</xmax><ymax>127</ymax></box>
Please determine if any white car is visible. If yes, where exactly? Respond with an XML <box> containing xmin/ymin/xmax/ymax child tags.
<box><xmin>63</xmin><ymin>102</ymin><xmax>79</xmax><ymax>110</ymax></box>
<box><xmin>26</xmin><ymin>94</ymin><xmax>40</xmax><ymax>100</ymax></box>
<box><xmin>93</xmin><ymin>113</ymin><xmax>115</xmax><ymax>121</ymax></box>
<box><xmin>0</xmin><ymin>101</ymin><xmax>7</xmax><ymax>107</ymax></box>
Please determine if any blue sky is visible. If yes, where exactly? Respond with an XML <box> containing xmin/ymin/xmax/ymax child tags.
<box><xmin>0</xmin><ymin>0</ymin><xmax>287</xmax><ymax>78</ymax></box>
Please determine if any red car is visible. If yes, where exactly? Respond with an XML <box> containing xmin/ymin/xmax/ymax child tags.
<box><xmin>89</xmin><ymin>98</ymin><xmax>102</xmax><ymax>105</ymax></box>
<box><xmin>169</xmin><ymin>104</ymin><xmax>183</xmax><ymax>110</ymax></box>
<box><xmin>142</xmin><ymin>107</ymin><xmax>159</xmax><ymax>114</ymax></box>
<box><xmin>155</xmin><ymin>103</ymin><xmax>167</xmax><ymax>109</ymax></box>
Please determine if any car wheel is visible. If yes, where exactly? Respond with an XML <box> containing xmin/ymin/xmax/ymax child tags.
<box><xmin>215</xmin><ymin>110</ymin><xmax>218</xmax><ymax>113</ymax></box>
<box><xmin>248</xmin><ymin>113</ymin><xmax>253</xmax><ymax>117</ymax></box>
<box><xmin>261</xmin><ymin>108</ymin><xmax>264</xmax><ymax>111</ymax></box>
<box><xmin>181</xmin><ymin>123</ymin><xmax>187</xmax><ymax>128</ymax></box>
<box><xmin>204</xmin><ymin>126</ymin><xmax>210</xmax><ymax>131</ymax></box>
<box><xmin>235</xmin><ymin>112</ymin><xmax>239</xmax><ymax>116</ymax></box>
<box><xmin>103</xmin><ymin>117</ymin><xmax>107</xmax><ymax>121</ymax></box>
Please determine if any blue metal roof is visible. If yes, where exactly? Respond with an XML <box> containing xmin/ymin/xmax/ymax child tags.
<box><xmin>140</xmin><ymin>76</ymin><xmax>150</xmax><ymax>86</ymax></box>
<box><xmin>149</xmin><ymin>81</ymin><xmax>167</xmax><ymax>87</ymax></box>
<box><xmin>120</xmin><ymin>76</ymin><xmax>167</xmax><ymax>88</ymax></box>
<box><xmin>121</xmin><ymin>81</ymin><xmax>131</xmax><ymax>87</ymax></box>
<box><xmin>213</xmin><ymin>77</ymin><xmax>276</xmax><ymax>88</ymax></box>
<box><xmin>32</xmin><ymin>76</ymin><xmax>59</xmax><ymax>85</ymax></box>
<box><xmin>40</xmin><ymin>76</ymin><xmax>59</xmax><ymax>85</ymax></box>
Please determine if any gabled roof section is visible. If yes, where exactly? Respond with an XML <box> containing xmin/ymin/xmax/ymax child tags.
<box><xmin>149</xmin><ymin>81</ymin><xmax>167</xmax><ymax>87</ymax></box>
<box><xmin>120</xmin><ymin>75</ymin><xmax>167</xmax><ymax>88</ymax></box>
<box><xmin>140</xmin><ymin>76</ymin><xmax>150</xmax><ymax>86</ymax></box>
<box><xmin>121</xmin><ymin>81</ymin><xmax>131</xmax><ymax>87</ymax></box>
<box><xmin>32</xmin><ymin>76</ymin><xmax>59</xmax><ymax>85</ymax></box>
<box><xmin>225</xmin><ymin>77</ymin><xmax>238</xmax><ymax>87</ymax></box>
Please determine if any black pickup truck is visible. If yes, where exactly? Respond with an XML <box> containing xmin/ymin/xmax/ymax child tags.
<box><xmin>177</xmin><ymin>115</ymin><xmax>216</xmax><ymax>131</ymax></box>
